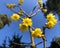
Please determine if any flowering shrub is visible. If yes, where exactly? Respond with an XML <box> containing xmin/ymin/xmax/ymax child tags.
<box><xmin>1</xmin><ymin>0</ymin><xmax>59</xmax><ymax>48</ymax></box>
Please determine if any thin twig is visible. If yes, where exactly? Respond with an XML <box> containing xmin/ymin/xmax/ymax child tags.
<box><xmin>35</xmin><ymin>42</ymin><xmax>43</xmax><ymax>46</ymax></box>
<box><xmin>43</xmin><ymin>26</ymin><xmax>46</xmax><ymax>34</ymax></box>
<box><xmin>31</xmin><ymin>9</ymin><xmax>40</xmax><ymax>17</ymax></box>
<box><xmin>43</xmin><ymin>37</ymin><xmax>46</xmax><ymax>48</ymax></box>
<box><xmin>29</xmin><ymin>27</ymin><xmax>36</xmax><ymax>48</ymax></box>
<box><xmin>29</xmin><ymin>3</ymin><xmax>38</xmax><ymax>15</ymax></box>
<box><xmin>9</xmin><ymin>6</ymin><xmax>30</xmax><ymax>17</ymax></box>
<box><xmin>17</xmin><ymin>6</ymin><xmax>30</xmax><ymax>17</ymax></box>
<box><xmin>29</xmin><ymin>27</ymin><xmax>34</xmax><ymax>43</ymax></box>
<box><xmin>30</xmin><ymin>3</ymin><xmax>43</xmax><ymax>18</ymax></box>
<box><xmin>43</xmin><ymin>26</ymin><xmax>46</xmax><ymax>48</ymax></box>
<box><xmin>12</xmin><ymin>42</ymin><xmax>31</xmax><ymax>46</ymax></box>
<box><xmin>9</xmin><ymin>9</ymin><xmax>20</xmax><ymax>15</ymax></box>
<box><xmin>9</xmin><ymin>8</ymin><xmax>27</xmax><ymax>17</ymax></box>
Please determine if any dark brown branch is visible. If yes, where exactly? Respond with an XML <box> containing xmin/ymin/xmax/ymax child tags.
<box><xmin>43</xmin><ymin>26</ymin><xmax>47</xmax><ymax>48</ymax></box>
<box><xmin>35</xmin><ymin>42</ymin><xmax>43</xmax><ymax>46</ymax></box>
<box><xmin>12</xmin><ymin>42</ymin><xmax>31</xmax><ymax>46</ymax></box>
<box><xmin>43</xmin><ymin>26</ymin><xmax>46</xmax><ymax>34</ymax></box>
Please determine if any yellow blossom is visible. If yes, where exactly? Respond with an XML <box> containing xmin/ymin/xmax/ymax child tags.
<box><xmin>51</xmin><ymin>19</ymin><xmax>57</xmax><ymax>24</ymax></box>
<box><xmin>19</xmin><ymin>23</ymin><xmax>28</xmax><ymax>32</ymax></box>
<box><xmin>46</xmin><ymin>13</ymin><xmax>57</xmax><ymax>28</ymax></box>
<box><xmin>45</xmin><ymin>21</ymin><xmax>55</xmax><ymax>29</ymax></box>
<box><xmin>11</xmin><ymin>14</ymin><xmax>20</xmax><ymax>21</ymax></box>
<box><xmin>18</xmin><ymin>0</ymin><xmax>24</xmax><ymax>5</ymax></box>
<box><xmin>18</xmin><ymin>10</ymin><xmax>23</xmax><ymax>16</ymax></box>
<box><xmin>38</xmin><ymin>0</ymin><xmax>42</xmax><ymax>5</ymax></box>
<box><xmin>6</xmin><ymin>4</ymin><xmax>16</xmax><ymax>9</ymax></box>
<box><xmin>46</xmin><ymin>13</ymin><xmax>55</xmax><ymax>21</ymax></box>
<box><xmin>42</xmin><ymin>8</ymin><xmax>47</xmax><ymax>13</ymax></box>
<box><xmin>22</xmin><ymin>18</ymin><xmax>32</xmax><ymax>27</ymax></box>
<box><xmin>32</xmin><ymin>28</ymin><xmax>43</xmax><ymax>38</ymax></box>
<box><xmin>32</xmin><ymin>31</ymin><xmax>37</xmax><ymax>38</ymax></box>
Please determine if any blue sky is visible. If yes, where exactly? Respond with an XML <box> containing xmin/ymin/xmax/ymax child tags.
<box><xmin>0</xmin><ymin>0</ymin><xmax>60</xmax><ymax>48</ymax></box>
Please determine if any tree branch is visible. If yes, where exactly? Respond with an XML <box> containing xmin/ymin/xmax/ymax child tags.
<box><xmin>12</xmin><ymin>42</ymin><xmax>31</xmax><ymax>46</ymax></box>
<box><xmin>17</xmin><ymin>6</ymin><xmax>30</xmax><ymax>17</ymax></box>
<box><xmin>43</xmin><ymin>26</ymin><xmax>47</xmax><ymax>48</ymax></box>
<box><xmin>9</xmin><ymin>9</ymin><xmax>21</xmax><ymax>15</ymax></box>
<box><xmin>43</xmin><ymin>37</ymin><xmax>46</xmax><ymax>48</ymax></box>
<box><xmin>29</xmin><ymin>3</ymin><xmax>38</xmax><ymax>15</ymax></box>
<box><xmin>31</xmin><ymin>9</ymin><xmax>40</xmax><ymax>17</ymax></box>
<box><xmin>29</xmin><ymin>27</ymin><xmax>36</xmax><ymax>48</ymax></box>
<box><xmin>35</xmin><ymin>42</ymin><xmax>43</xmax><ymax>46</ymax></box>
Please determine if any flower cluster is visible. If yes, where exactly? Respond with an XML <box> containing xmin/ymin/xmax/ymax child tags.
<box><xmin>6</xmin><ymin>4</ymin><xmax>16</xmax><ymax>9</ymax></box>
<box><xmin>45</xmin><ymin>13</ymin><xmax>57</xmax><ymax>29</ymax></box>
<box><xmin>6</xmin><ymin>0</ymin><xmax>59</xmax><ymax>48</ymax></box>
<box><xmin>19</xmin><ymin>23</ymin><xmax>28</xmax><ymax>32</ymax></box>
<box><xmin>18</xmin><ymin>10</ymin><xmax>23</xmax><ymax>16</ymax></box>
<box><xmin>19</xmin><ymin>18</ymin><xmax>32</xmax><ymax>32</ymax></box>
<box><xmin>32</xmin><ymin>28</ymin><xmax>44</xmax><ymax>38</ymax></box>
<box><xmin>18</xmin><ymin>0</ymin><xmax>24</xmax><ymax>5</ymax></box>
<box><xmin>38</xmin><ymin>0</ymin><xmax>42</xmax><ymax>5</ymax></box>
<box><xmin>42</xmin><ymin>8</ymin><xmax>47</xmax><ymax>13</ymax></box>
<box><xmin>11</xmin><ymin>13</ymin><xmax>32</xmax><ymax>32</ymax></box>
<box><xmin>11</xmin><ymin>14</ymin><xmax>20</xmax><ymax>21</ymax></box>
<box><xmin>22</xmin><ymin>18</ymin><xmax>32</xmax><ymax>27</ymax></box>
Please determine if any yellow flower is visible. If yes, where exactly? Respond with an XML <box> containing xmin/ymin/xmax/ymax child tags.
<box><xmin>6</xmin><ymin>4</ymin><xmax>16</xmax><ymax>9</ymax></box>
<box><xmin>38</xmin><ymin>0</ymin><xmax>42</xmax><ymax>5</ymax></box>
<box><xmin>46</xmin><ymin>13</ymin><xmax>57</xmax><ymax>29</ymax></box>
<box><xmin>32</xmin><ymin>31</ymin><xmax>37</xmax><ymax>38</ymax></box>
<box><xmin>32</xmin><ymin>28</ymin><xmax>43</xmax><ymax>38</ymax></box>
<box><xmin>18</xmin><ymin>10</ymin><xmax>23</xmax><ymax>16</ymax></box>
<box><xmin>42</xmin><ymin>8</ymin><xmax>47</xmax><ymax>13</ymax></box>
<box><xmin>23</xmin><ymin>18</ymin><xmax>32</xmax><ymax>27</ymax></box>
<box><xmin>45</xmin><ymin>21</ymin><xmax>55</xmax><ymax>29</ymax></box>
<box><xmin>18</xmin><ymin>0</ymin><xmax>24</xmax><ymax>5</ymax></box>
<box><xmin>46</xmin><ymin>13</ymin><xmax>55</xmax><ymax>21</ymax></box>
<box><xmin>19</xmin><ymin>23</ymin><xmax>28</xmax><ymax>32</ymax></box>
<box><xmin>51</xmin><ymin>19</ymin><xmax>57</xmax><ymax>24</ymax></box>
<box><xmin>11</xmin><ymin>14</ymin><xmax>20</xmax><ymax>21</ymax></box>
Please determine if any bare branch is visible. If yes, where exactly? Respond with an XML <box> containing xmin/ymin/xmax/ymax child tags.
<box><xmin>9</xmin><ymin>9</ymin><xmax>20</xmax><ymax>15</ymax></box>
<box><xmin>17</xmin><ymin>6</ymin><xmax>30</xmax><ymax>17</ymax></box>
<box><xmin>43</xmin><ymin>37</ymin><xmax>46</xmax><ymax>48</ymax></box>
<box><xmin>31</xmin><ymin>9</ymin><xmax>40</xmax><ymax>17</ymax></box>
<box><xmin>12</xmin><ymin>42</ymin><xmax>31</xmax><ymax>46</ymax></box>
<box><xmin>43</xmin><ymin>26</ymin><xmax>47</xmax><ymax>34</ymax></box>
<box><xmin>43</xmin><ymin>26</ymin><xmax>47</xmax><ymax>48</ymax></box>
<box><xmin>35</xmin><ymin>42</ymin><xmax>43</xmax><ymax>46</ymax></box>
<box><xmin>29</xmin><ymin>27</ymin><xmax>36</xmax><ymax>48</ymax></box>
<box><xmin>29</xmin><ymin>3</ymin><xmax>38</xmax><ymax>15</ymax></box>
